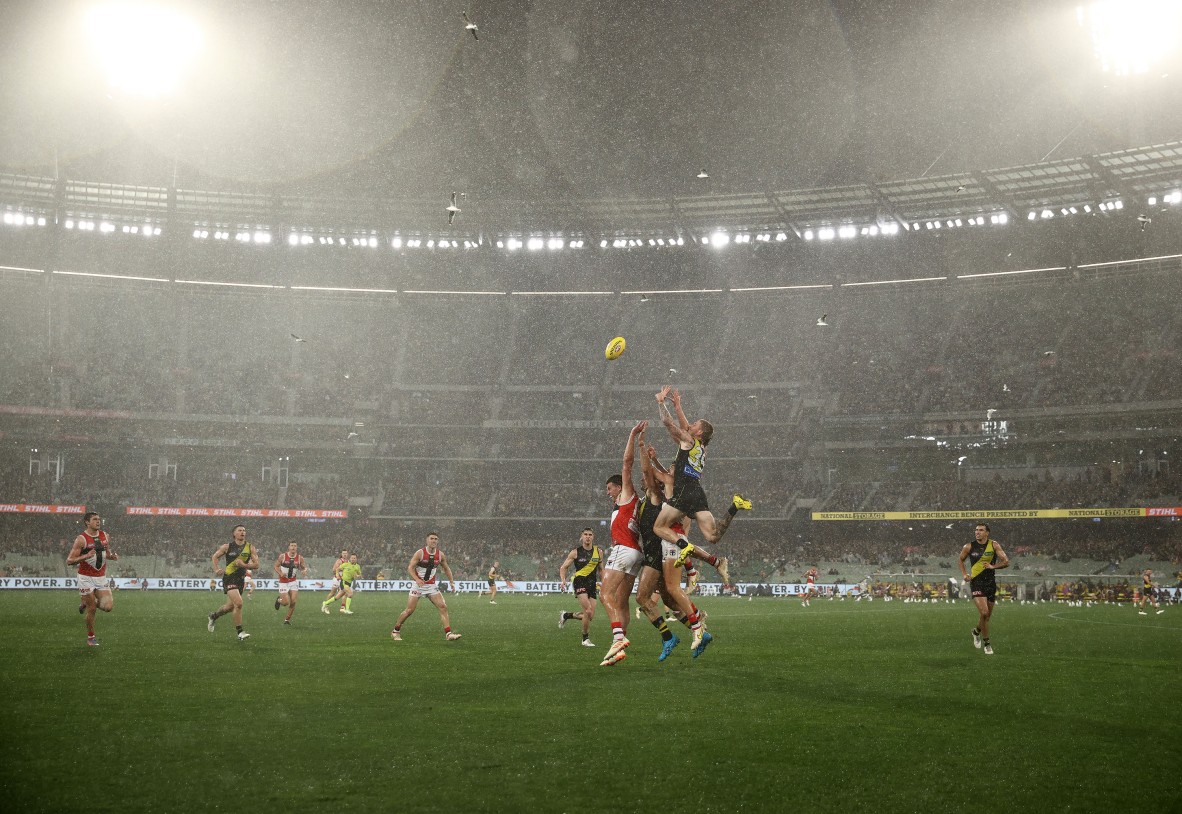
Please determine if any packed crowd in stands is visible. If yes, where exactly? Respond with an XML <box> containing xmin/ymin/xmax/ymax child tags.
<box><xmin>2</xmin><ymin>262</ymin><xmax>1180</xmax><ymax>424</ymax></box>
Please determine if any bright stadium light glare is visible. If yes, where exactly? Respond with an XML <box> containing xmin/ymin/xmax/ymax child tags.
<box><xmin>1077</xmin><ymin>1</ymin><xmax>1182</xmax><ymax>76</ymax></box>
<box><xmin>709</xmin><ymin>231</ymin><xmax>730</xmax><ymax>248</ymax></box>
<box><xmin>84</xmin><ymin>3</ymin><xmax>204</xmax><ymax>98</ymax></box>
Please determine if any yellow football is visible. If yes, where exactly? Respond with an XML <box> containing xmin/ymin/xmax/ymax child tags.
<box><xmin>605</xmin><ymin>336</ymin><xmax>626</xmax><ymax>360</ymax></box>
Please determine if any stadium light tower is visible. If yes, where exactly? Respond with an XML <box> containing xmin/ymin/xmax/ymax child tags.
<box><xmin>84</xmin><ymin>2</ymin><xmax>203</xmax><ymax>97</ymax></box>
<box><xmin>1077</xmin><ymin>1</ymin><xmax>1181</xmax><ymax>76</ymax></box>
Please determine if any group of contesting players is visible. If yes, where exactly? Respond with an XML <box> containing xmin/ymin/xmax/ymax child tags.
<box><xmin>67</xmin><ymin>386</ymin><xmax>1043</xmax><ymax>658</ymax></box>
<box><xmin>559</xmin><ymin>386</ymin><xmax>752</xmax><ymax>666</ymax></box>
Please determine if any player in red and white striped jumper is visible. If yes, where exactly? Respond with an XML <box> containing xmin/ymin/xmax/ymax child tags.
<box><xmin>390</xmin><ymin>533</ymin><xmax>461</xmax><ymax>641</ymax></box>
<box><xmin>273</xmin><ymin>541</ymin><xmax>308</xmax><ymax>624</ymax></box>
<box><xmin>66</xmin><ymin>512</ymin><xmax>119</xmax><ymax>647</ymax></box>
<box><xmin>599</xmin><ymin>420</ymin><xmax>648</xmax><ymax>667</ymax></box>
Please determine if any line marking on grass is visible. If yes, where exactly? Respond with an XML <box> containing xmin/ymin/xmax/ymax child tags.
<box><xmin>1047</xmin><ymin>611</ymin><xmax>1182</xmax><ymax>631</ymax></box>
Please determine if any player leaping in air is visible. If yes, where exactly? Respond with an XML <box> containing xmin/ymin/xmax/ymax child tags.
<box><xmin>650</xmin><ymin>386</ymin><xmax>751</xmax><ymax>567</ymax></box>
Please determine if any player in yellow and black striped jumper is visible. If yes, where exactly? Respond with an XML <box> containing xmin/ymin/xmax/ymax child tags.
<box><xmin>1137</xmin><ymin>569</ymin><xmax>1164</xmax><ymax>615</ymax></box>
<box><xmin>208</xmin><ymin>524</ymin><xmax>259</xmax><ymax>641</ymax></box>
<box><xmin>558</xmin><ymin>528</ymin><xmax>602</xmax><ymax>647</ymax></box>
<box><xmin>486</xmin><ymin>561</ymin><xmax>502</xmax><ymax>604</ymax></box>
<box><xmin>958</xmin><ymin>523</ymin><xmax>1009</xmax><ymax>655</ymax></box>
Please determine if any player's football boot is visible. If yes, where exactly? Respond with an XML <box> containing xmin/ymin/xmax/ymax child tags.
<box><xmin>732</xmin><ymin>494</ymin><xmax>753</xmax><ymax>511</ymax></box>
<box><xmin>691</xmin><ymin>631</ymin><xmax>713</xmax><ymax>658</ymax></box>
<box><xmin>658</xmin><ymin>634</ymin><xmax>680</xmax><ymax>662</ymax></box>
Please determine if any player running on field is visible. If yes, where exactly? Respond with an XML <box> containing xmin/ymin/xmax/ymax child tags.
<box><xmin>650</xmin><ymin>387</ymin><xmax>750</xmax><ymax>567</ymax></box>
<box><xmin>959</xmin><ymin>523</ymin><xmax>1009</xmax><ymax>655</ymax></box>
<box><xmin>1137</xmin><ymin>569</ymin><xmax>1165</xmax><ymax>615</ymax></box>
<box><xmin>802</xmin><ymin>567</ymin><xmax>818</xmax><ymax>607</ymax></box>
<box><xmin>391</xmin><ymin>533</ymin><xmax>461</xmax><ymax>641</ymax></box>
<box><xmin>208</xmin><ymin>524</ymin><xmax>259</xmax><ymax>641</ymax></box>
<box><xmin>558</xmin><ymin>528</ymin><xmax>603</xmax><ymax>647</ymax></box>
<box><xmin>66</xmin><ymin>511</ymin><xmax>119</xmax><ymax>647</ymax></box>
<box><xmin>274</xmin><ymin>541</ymin><xmax>309</xmax><ymax>624</ymax></box>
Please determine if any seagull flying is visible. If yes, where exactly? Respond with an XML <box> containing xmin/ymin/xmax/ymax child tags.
<box><xmin>1002</xmin><ymin>384</ymin><xmax>1011</xmax><ymax>392</ymax></box>
<box><xmin>945</xmin><ymin>523</ymin><xmax>955</xmax><ymax>529</ymax></box>
<box><xmin>1137</xmin><ymin>214</ymin><xmax>1152</xmax><ymax>230</ymax></box>
<box><xmin>347</xmin><ymin>432</ymin><xmax>359</xmax><ymax>440</ymax></box>
<box><xmin>446</xmin><ymin>191</ymin><xmax>461</xmax><ymax>225</ymax></box>
<box><xmin>1043</xmin><ymin>350</ymin><xmax>1056</xmax><ymax>356</ymax></box>
<box><xmin>289</xmin><ymin>333</ymin><xmax>306</xmax><ymax>342</ymax></box>
<box><xmin>816</xmin><ymin>314</ymin><xmax>829</xmax><ymax>327</ymax></box>
<box><xmin>696</xmin><ymin>169</ymin><xmax>709</xmax><ymax>179</ymax></box>
<box><xmin>668</xmin><ymin>368</ymin><xmax>677</xmax><ymax>377</ymax></box>
<box><xmin>463</xmin><ymin>12</ymin><xmax>479</xmax><ymax>40</ymax></box>
<box><xmin>955</xmin><ymin>184</ymin><xmax>966</xmax><ymax>193</ymax></box>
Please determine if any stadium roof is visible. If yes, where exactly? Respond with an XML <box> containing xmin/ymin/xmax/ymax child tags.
<box><xmin>1</xmin><ymin>1</ymin><xmax>1181</xmax><ymax>235</ymax></box>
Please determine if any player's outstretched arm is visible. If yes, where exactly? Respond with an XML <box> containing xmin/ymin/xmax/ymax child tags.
<box><xmin>619</xmin><ymin>420</ymin><xmax>647</xmax><ymax>501</ymax></box>
<box><xmin>670</xmin><ymin>389</ymin><xmax>691</xmax><ymax>432</ymax></box>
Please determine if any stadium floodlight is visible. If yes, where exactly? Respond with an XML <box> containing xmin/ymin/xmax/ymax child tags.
<box><xmin>709</xmin><ymin>231</ymin><xmax>730</xmax><ymax>248</ymax></box>
<box><xmin>818</xmin><ymin>228</ymin><xmax>836</xmax><ymax>240</ymax></box>
<box><xmin>599</xmin><ymin>239</ymin><xmax>608</xmax><ymax>248</ymax></box>
<box><xmin>506</xmin><ymin>238</ymin><xmax>522</xmax><ymax>251</ymax></box>
<box><xmin>84</xmin><ymin>3</ymin><xmax>204</xmax><ymax>98</ymax></box>
<box><xmin>1077</xmin><ymin>1</ymin><xmax>1182</xmax><ymax>76</ymax></box>
<box><xmin>838</xmin><ymin>226</ymin><xmax>856</xmax><ymax>239</ymax></box>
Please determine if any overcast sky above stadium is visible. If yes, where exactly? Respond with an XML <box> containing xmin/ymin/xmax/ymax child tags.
<box><xmin>1</xmin><ymin>0</ymin><xmax>1179</xmax><ymax>201</ymax></box>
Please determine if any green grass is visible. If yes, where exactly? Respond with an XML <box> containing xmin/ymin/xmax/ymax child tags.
<box><xmin>1</xmin><ymin>591</ymin><xmax>1179</xmax><ymax>813</ymax></box>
